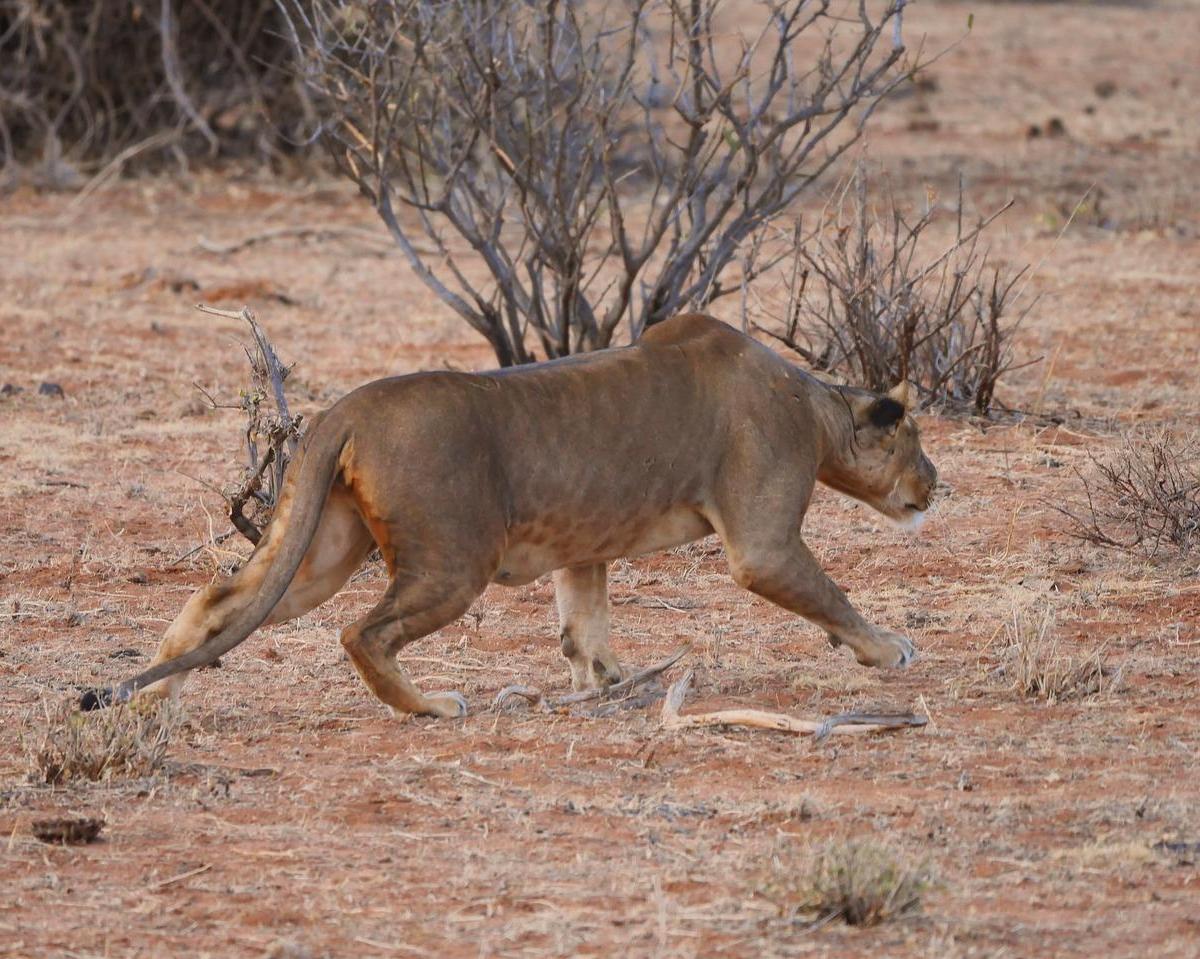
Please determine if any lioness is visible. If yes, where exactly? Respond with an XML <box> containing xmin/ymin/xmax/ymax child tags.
<box><xmin>81</xmin><ymin>314</ymin><xmax>937</xmax><ymax>718</ymax></box>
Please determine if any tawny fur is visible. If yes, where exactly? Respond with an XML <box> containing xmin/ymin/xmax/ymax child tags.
<box><xmin>86</xmin><ymin>314</ymin><xmax>938</xmax><ymax>719</ymax></box>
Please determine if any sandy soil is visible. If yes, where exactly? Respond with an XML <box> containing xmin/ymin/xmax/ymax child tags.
<box><xmin>2</xmin><ymin>2</ymin><xmax>1199</xmax><ymax>957</ymax></box>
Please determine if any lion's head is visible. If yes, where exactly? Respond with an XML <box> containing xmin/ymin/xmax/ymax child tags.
<box><xmin>818</xmin><ymin>381</ymin><xmax>938</xmax><ymax>529</ymax></box>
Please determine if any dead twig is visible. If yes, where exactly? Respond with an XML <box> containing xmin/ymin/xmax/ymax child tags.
<box><xmin>194</xmin><ymin>304</ymin><xmax>303</xmax><ymax>544</ymax></box>
<box><xmin>195</xmin><ymin>225</ymin><xmax>409</xmax><ymax>256</ymax></box>
<box><xmin>612</xmin><ymin>595</ymin><xmax>702</xmax><ymax>611</ymax></box>
<box><xmin>147</xmin><ymin>862</ymin><xmax>212</xmax><ymax>890</ymax></box>
<box><xmin>660</xmin><ymin>670</ymin><xmax>927</xmax><ymax>742</ymax></box>
<box><xmin>168</xmin><ymin>529</ymin><xmax>238</xmax><ymax>567</ymax></box>
<box><xmin>494</xmin><ymin>645</ymin><xmax>691</xmax><ymax>713</ymax></box>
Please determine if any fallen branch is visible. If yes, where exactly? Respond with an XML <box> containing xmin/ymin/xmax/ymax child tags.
<box><xmin>587</xmin><ymin>686</ymin><xmax>668</xmax><ymax>718</ymax></box>
<box><xmin>612</xmin><ymin>595</ymin><xmax>703</xmax><ymax>611</ymax></box>
<box><xmin>195</xmin><ymin>225</ymin><xmax>410</xmax><ymax>256</ymax></box>
<box><xmin>494</xmin><ymin>645</ymin><xmax>691</xmax><ymax>713</ymax></box>
<box><xmin>147</xmin><ymin>862</ymin><xmax>212</xmax><ymax>891</ymax></box>
<box><xmin>661</xmin><ymin>670</ymin><xmax>927</xmax><ymax>742</ymax></box>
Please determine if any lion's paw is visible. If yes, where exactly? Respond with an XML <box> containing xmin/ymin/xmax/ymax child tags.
<box><xmin>567</xmin><ymin>650</ymin><xmax>624</xmax><ymax>691</ymax></box>
<box><xmin>424</xmin><ymin>690</ymin><xmax>469</xmax><ymax>719</ymax></box>
<box><xmin>855</xmin><ymin>631</ymin><xmax>916</xmax><ymax>669</ymax></box>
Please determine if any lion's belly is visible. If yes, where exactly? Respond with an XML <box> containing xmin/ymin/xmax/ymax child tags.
<box><xmin>491</xmin><ymin>507</ymin><xmax>713</xmax><ymax>586</ymax></box>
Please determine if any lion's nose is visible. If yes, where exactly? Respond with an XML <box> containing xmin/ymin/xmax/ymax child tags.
<box><xmin>926</xmin><ymin>480</ymin><xmax>952</xmax><ymax>509</ymax></box>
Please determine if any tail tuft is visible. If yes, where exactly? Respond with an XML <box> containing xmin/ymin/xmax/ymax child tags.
<box><xmin>78</xmin><ymin>687</ymin><xmax>113</xmax><ymax>711</ymax></box>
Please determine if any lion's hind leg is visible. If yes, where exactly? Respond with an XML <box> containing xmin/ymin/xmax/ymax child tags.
<box><xmin>339</xmin><ymin>569</ymin><xmax>488</xmax><ymax>719</ymax></box>
<box><xmin>263</xmin><ymin>486</ymin><xmax>374</xmax><ymax>626</ymax></box>
<box><xmin>138</xmin><ymin>485</ymin><xmax>373</xmax><ymax>704</ymax></box>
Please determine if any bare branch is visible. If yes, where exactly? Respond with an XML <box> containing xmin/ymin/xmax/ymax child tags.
<box><xmin>195</xmin><ymin>303</ymin><xmax>304</xmax><ymax>543</ymax></box>
<box><xmin>279</xmin><ymin>0</ymin><xmax>920</xmax><ymax>365</ymax></box>
<box><xmin>756</xmin><ymin>165</ymin><xmax>1034</xmax><ymax>414</ymax></box>
<box><xmin>1057</xmin><ymin>429</ymin><xmax>1200</xmax><ymax>560</ymax></box>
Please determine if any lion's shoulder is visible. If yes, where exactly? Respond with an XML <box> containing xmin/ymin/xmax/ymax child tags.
<box><xmin>640</xmin><ymin>314</ymin><xmax>793</xmax><ymax>387</ymax></box>
<box><xmin>639</xmin><ymin>313</ymin><xmax>740</xmax><ymax>347</ymax></box>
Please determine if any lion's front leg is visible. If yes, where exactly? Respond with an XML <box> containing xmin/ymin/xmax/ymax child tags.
<box><xmin>553</xmin><ymin>563</ymin><xmax>622</xmax><ymax>690</ymax></box>
<box><xmin>727</xmin><ymin>536</ymin><xmax>915</xmax><ymax>669</ymax></box>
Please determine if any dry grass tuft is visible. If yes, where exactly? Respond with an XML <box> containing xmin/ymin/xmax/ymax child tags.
<box><xmin>767</xmin><ymin>840</ymin><xmax>930</xmax><ymax>927</ymax></box>
<box><xmin>1058</xmin><ymin>428</ymin><xmax>1200</xmax><ymax>561</ymax></box>
<box><xmin>1000</xmin><ymin>604</ymin><xmax>1117</xmax><ymax>703</ymax></box>
<box><xmin>26</xmin><ymin>700</ymin><xmax>181</xmax><ymax>785</ymax></box>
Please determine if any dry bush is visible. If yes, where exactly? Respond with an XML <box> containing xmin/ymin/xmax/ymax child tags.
<box><xmin>999</xmin><ymin>603</ymin><xmax>1116</xmax><ymax>704</ymax></box>
<box><xmin>26</xmin><ymin>700</ymin><xmax>181</xmax><ymax>785</ymax></box>
<box><xmin>1058</xmin><ymin>428</ymin><xmax>1200</xmax><ymax>561</ymax></box>
<box><xmin>758</xmin><ymin>171</ymin><xmax>1036</xmax><ymax>414</ymax></box>
<box><xmin>766</xmin><ymin>839</ymin><xmax>929</xmax><ymax>926</ymax></box>
<box><xmin>281</xmin><ymin>0</ymin><xmax>921</xmax><ymax>366</ymax></box>
<box><xmin>194</xmin><ymin>305</ymin><xmax>303</xmax><ymax>544</ymax></box>
<box><xmin>0</xmin><ymin>0</ymin><xmax>308</xmax><ymax>177</ymax></box>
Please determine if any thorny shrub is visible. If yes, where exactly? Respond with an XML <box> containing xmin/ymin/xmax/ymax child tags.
<box><xmin>1058</xmin><ymin>428</ymin><xmax>1200</xmax><ymax>562</ymax></box>
<box><xmin>758</xmin><ymin>171</ymin><xmax>1037</xmax><ymax>415</ymax></box>
<box><xmin>281</xmin><ymin>0</ymin><xmax>918</xmax><ymax>367</ymax></box>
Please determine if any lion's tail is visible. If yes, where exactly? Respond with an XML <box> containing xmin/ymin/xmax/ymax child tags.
<box><xmin>84</xmin><ymin>417</ymin><xmax>350</xmax><ymax>709</ymax></box>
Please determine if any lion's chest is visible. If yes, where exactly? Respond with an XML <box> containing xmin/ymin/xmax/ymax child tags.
<box><xmin>492</xmin><ymin>506</ymin><xmax>713</xmax><ymax>585</ymax></box>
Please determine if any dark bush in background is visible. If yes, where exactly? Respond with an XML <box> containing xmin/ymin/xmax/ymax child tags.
<box><xmin>0</xmin><ymin>0</ymin><xmax>310</xmax><ymax>180</ymax></box>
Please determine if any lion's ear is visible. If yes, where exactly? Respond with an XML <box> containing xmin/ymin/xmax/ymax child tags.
<box><xmin>886</xmin><ymin>380</ymin><xmax>916</xmax><ymax>412</ymax></box>
<box><xmin>844</xmin><ymin>388</ymin><xmax>906</xmax><ymax>433</ymax></box>
<box><xmin>867</xmin><ymin>395</ymin><xmax>906</xmax><ymax>432</ymax></box>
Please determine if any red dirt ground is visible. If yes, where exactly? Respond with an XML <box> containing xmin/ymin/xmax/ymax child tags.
<box><xmin>2</xmin><ymin>2</ymin><xmax>1199</xmax><ymax>957</ymax></box>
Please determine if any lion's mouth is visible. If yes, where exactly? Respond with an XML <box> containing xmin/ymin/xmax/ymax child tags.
<box><xmin>892</xmin><ymin>507</ymin><xmax>927</xmax><ymax>532</ymax></box>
